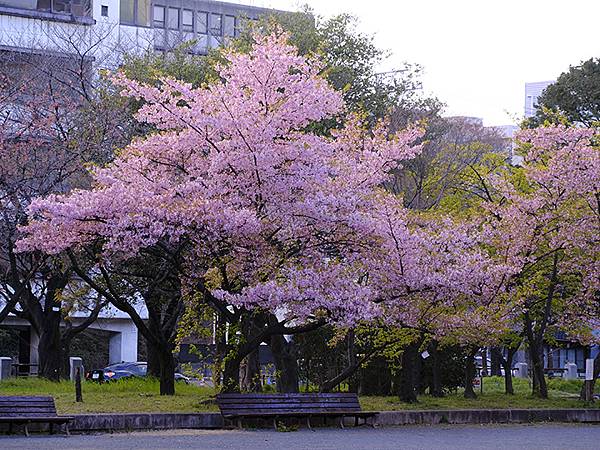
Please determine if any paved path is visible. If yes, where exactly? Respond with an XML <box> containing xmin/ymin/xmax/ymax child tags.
<box><xmin>1</xmin><ymin>424</ymin><xmax>599</xmax><ymax>449</ymax></box>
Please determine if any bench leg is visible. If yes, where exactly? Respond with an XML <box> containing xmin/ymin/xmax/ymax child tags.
<box><xmin>24</xmin><ymin>423</ymin><xmax>29</xmax><ymax>437</ymax></box>
<box><xmin>273</xmin><ymin>418</ymin><xmax>277</xmax><ymax>430</ymax></box>
<box><xmin>237</xmin><ymin>418</ymin><xmax>242</xmax><ymax>430</ymax></box>
<box><xmin>65</xmin><ymin>423</ymin><xmax>71</xmax><ymax>436</ymax></box>
<box><xmin>306</xmin><ymin>416</ymin><xmax>313</xmax><ymax>431</ymax></box>
<box><xmin>354</xmin><ymin>416</ymin><xmax>359</xmax><ymax>427</ymax></box>
<box><xmin>339</xmin><ymin>417</ymin><xmax>344</xmax><ymax>429</ymax></box>
<box><xmin>49</xmin><ymin>423</ymin><xmax>54</xmax><ymax>435</ymax></box>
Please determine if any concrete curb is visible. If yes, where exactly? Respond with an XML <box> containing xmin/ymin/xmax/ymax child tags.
<box><xmin>70</xmin><ymin>413</ymin><xmax>223</xmax><ymax>432</ymax></box>
<box><xmin>65</xmin><ymin>409</ymin><xmax>600</xmax><ymax>432</ymax></box>
<box><xmin>374</xmin><ymin>409</ymin><xmax>600</xmax><ymax>426</ymax></box>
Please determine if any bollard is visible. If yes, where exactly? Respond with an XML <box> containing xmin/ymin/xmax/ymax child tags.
<box><xmin>585</xmin><ymin>358</ymin><xmax>594</xmax><ymax>402</ymax></box>
<box><xmin>0</xmin><ymin>357</ymin><xmax>12</xmax><ymax>380</ymax></box>
<box><xmin>515</xmin><ymin>362</ymin><xmax>528</xmax><ymax>378</ymax></box>
<box><xmin>75</xmin><ymin>367</ymin><xmax>83</xmax><ymax>403</ymax></box>
<box><xmin>564</xmin><ymin>362</ymin><xmax>578</xmax><ymax>380</ymax></box>
<box><xmin>69</xmin><ymin>357</ymin><xmax>84</xmax><ymax>382</ymax></box>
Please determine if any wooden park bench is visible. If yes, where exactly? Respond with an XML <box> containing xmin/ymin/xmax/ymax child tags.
<box><xmin>0</xmin><ymin>396</ymin><xmax>73</xmax><ymax>436</ymax></box>
<box><xmin>217</xmin><ymin>392</ymin><xmax>377</xmax><ymax>430</ymax></box>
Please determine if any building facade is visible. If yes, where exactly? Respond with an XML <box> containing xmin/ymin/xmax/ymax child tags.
<box><xmin>524</xmin><ymin>80</ymin><xmax>554</xmax><ymax>118</ymax></box>
<box><xmin>0</xmin><ymin>1</ymin><xmax>275</xmax><ymax>69</ymax></box>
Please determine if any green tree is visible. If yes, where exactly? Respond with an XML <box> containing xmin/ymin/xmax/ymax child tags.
<box><xmin>530</xmin><ymin>58</ymin><xmax>600</xmax><ymax>127</ymax></box>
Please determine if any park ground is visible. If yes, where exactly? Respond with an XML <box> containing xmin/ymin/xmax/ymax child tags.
<box><xmin>0</xmin><ymin>376</ymin><xmax>598</xmax><ymax>414</ymax></box>
<box><xmin>1</xmin><ymin>424</ymin><xmax>600</xmax><ymax>449</ymax></box>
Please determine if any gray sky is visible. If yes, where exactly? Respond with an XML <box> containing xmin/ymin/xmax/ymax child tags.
<box><xmin>237</xmin><ymin>0</ymin><xmax>600</xmax><ymax>126</ymax></box>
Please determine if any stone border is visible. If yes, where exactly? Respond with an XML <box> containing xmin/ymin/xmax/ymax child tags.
<box><xmin>375</xmin><ymin>409</ymin><xmax>600</xmax><ymax>426</ymax></box>
<box><xmin>70</xmin><ymin>413</ymin><xmax>223</xmax><ymax>432</ymax></box>
<box><xmin>63</xmin><ymin>409</ymin><xmax>600</xmax><ymax>432</ymax></box>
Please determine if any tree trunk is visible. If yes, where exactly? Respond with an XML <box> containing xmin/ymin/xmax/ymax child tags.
<box><xmin>399</xmin><ymin>343</ymin><xmax>418</xmax><ymax>403</ymax></box>
<box><xmin>157</xmin><ymin>345</ymin><xmax>176</xmax><ymax>396</ymax></box>
<box><xmin>60</xmin><ymin>335</ymin><xmax>73</xmax><ymax>379</ymax></box>
<box><xmin>529</xmin><ymin>339</ymin><xmax>548</xmax><ymax>398</ymax></box>
<box><xmin>493</xmin><ymin>346</ymin><xmax>517</xmax><ymax>395</ymax></box>
<box><xmin>490</xmin><ymin>346</ymin><xmax>502</xmax><ymax>377</ymax></box>
<box><xmin>146</xmin><ymin>337</ymin><xmax>161</xmax><ymax>378</ymax></box>
<box><xmin>38</xmin><ymin>311</ymin><xmax>62</xmax><ymax>381</ymax></box>
<box><xmin>271</xmin><ymin>334</ymin><xmax>300</xmax><ymax>393</ymax></box>
<box><xmin>429</xmin><ymin>341</ymin><xmax>444</xmax><ymax>397</ymax></box>
<box><xmin>239</xmin><ymin>348</ymin><xmax>261</xmax><ymax>392</ymax></box>
<box><xmin>222</xmin><ymin>350</ymin><xmax>242</xmax><ymax>393</ymax></box>
<box><xmin>464</xmin><ymin>347</ymin><xmax>478</xmax><ymax>399</ymax></box>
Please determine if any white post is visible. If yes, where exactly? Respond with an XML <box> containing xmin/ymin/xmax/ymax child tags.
<box><xmin>69</xmin><ymin>357</ymin><xmax>84</xmax><ymax>381</ymax></box>
<box><xmin>515</xmin><ymin>362</ymin><xmax>528</xmax><ymax>378</ymax></box>
<box><xmin>564</xmin><ymin>362</ymin><xmax>578</xmax><ymax>380</ymax></box>
<box><xmin>0</xmin><ymin>357</ymin><xmax>12</xmax><ymax>380</ymax></box>
<box><xmin>585</xmin><ymin>358</ymin><xmax>595</xmax><ymax>401</ymax></box>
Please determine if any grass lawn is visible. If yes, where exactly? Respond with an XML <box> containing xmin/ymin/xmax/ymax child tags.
<box><xmin>361</xmin><ymin>377</ymin><xmax>600</xmax><ymax>411</ymax></box>
<box><xmin>0</xmin><ymin>377</ymin><xmax>218</xmax><ymax>414</ymax></box>
<box><xmin>0</xmin><ymin>376</ymin><xmax>597</xmax><ymax>414</ymax></box>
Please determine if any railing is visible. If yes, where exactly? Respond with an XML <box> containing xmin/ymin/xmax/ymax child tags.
<box><xmin>0</xmin><ymin>0</ymin><xmax>92</xmax><ymax>17</ymax></box>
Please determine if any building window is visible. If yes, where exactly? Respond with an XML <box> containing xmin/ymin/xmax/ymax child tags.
<box><xmin>136</xmin><ymin>0</ymin><xmax>151</xmax><ymax>26</ymax></box>
<box><xmin>210</xmin><ymin>13</ymin><xmax>222</xmax><ymax>36</ymax></box>
<box><xmin>197</xmin><ymin>12</ymin><xmax>208</xmax><ymax>34</ymax></box>
<box><xmin>101</xmin><ymin>5</ymin><xmax>109</xmax><ymax>17</ymax></box>
<box><xmin>168</xmin><ymin>7</ymin><xmax>180</xmax><ymax>30</ymax></box>
<box><xmin>119</xmin><ymin>0</ymin><xmax>150</xmax><ymax>26</ymax></box>
<box><xmin>120</xmin><ymin>0</ymin><xmax>135</xmax><ymax>24</ymax></box>
<box><xmin>224</xmin><ymin>15</ymin><xmax>236</xmax><ymax>37</ymax></box>
<box><xmin>182</xmin><ymin>9</ymin><xmax>194</xmax><ymax>32</ymax></box>
<box><xmin>153</xmin><ymin>5</ymin><xmax>165</xmax><ymax>28</ymax></box>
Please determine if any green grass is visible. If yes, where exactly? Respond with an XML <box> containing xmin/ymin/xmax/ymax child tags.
<box><xmin>0</xmin><ymin>376</ymin><xmax>596</xmax><ymax>414</ymax></box>
<box><xmin>0</xmin><ymin>377</ymin><xmax>217</xmax><ymax>414</ymax></box>
<box><xmin>361</xmin><ymin>377</ymin><xmax>599</xmax><ymax>411</ymax></box>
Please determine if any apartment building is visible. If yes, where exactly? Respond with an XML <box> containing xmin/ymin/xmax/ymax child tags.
<box><xmin>0</xmin><ymin>1</ymin><xmax>275</xmax><ymax>69</ymax></box>
<box><xmin>524</xmin><ymin>80</ymin><xmax>554</xmax><ymax>118</ymax></box>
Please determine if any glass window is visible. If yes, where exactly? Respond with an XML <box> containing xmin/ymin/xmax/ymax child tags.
<box><xmin>168</xmin><ymin>7</ymin><xmax>180</xmax><ymax>30</ymax></box>
<box><xmin>136</xmin><ymin>0</ymin><xmax>151</xmax><ymax>27</ymax></box>
<box><xmin>210</xmin><ymin>13</ymin><xmax>222</xmax><ymax>36</ymax></box>
<box><xmin>120</xmin><ymin>0</ymin><xmax>135</xmax><ymax>24</ymax></box>
<box><xmin>224</xmin><ymin>15</ymin><xmax>235</xmax><ymax>37</ymax></box>
<box><xmin>153</xmin><ymin>5</ymin><xmax>165</xmax><ymax>27</ymax></box>
<box><xmin>197</xmin><ymin>12</ymin><xmax>208</xmax><ymax>34</ymax></box>
<box><xmin>182</xmin><ymin>9</ymin><xmax>194</xmax><ymax>32</ymax></box>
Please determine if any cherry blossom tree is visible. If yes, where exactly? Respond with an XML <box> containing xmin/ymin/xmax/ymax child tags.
<box><xmin>18</xmin><ymin>31</ymin><xmax>424</xmax><ymax>393</ymax></box>
<box><xmin>472</xmin><ymin>126</ymin><xmax>600</xmax><ymax>398</ymax></box>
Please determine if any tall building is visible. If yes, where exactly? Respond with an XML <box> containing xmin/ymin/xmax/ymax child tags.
<box><xmin>0</xmin><ymin>1</ymin><xmax>276</xmax><ymax>69</ymax></box>
<box><xmin>524</xmin><ymin>80</ymin><xmax>554</xmax><ymax>118</ymax></box>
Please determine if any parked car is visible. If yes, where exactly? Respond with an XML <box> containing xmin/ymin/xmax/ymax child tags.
<box><xmin>87</xmin><ymin>362</ymin><xmax>190</xmax><ymax>383</ymax></box>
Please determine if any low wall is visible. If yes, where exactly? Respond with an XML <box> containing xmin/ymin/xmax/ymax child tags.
<box><xmin>374</xmin><ymin>409</ymin><xmax>600</xmax><ymax>426</ymax></box>
<box><xmin>62</xmin><ymin>409</ymin><xmax>600</xmax><ymax>432</ymax></box>
<box><xmin>69</xmin><ymin>413</ymin><xmax>223</xmax><ymax>432</ymax></box>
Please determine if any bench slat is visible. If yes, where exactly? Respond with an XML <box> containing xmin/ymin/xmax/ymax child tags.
<box><xmin>221</xmin><ymin>403</ymin><xmax>360</xmax><ymax>411</ymax></box>
<box><xmin>221</xmin><ymin>409</ymin><xmax>370</xmax><ymax>416</ymax></box>
<box><xmin>217</xmin><ymin>398</ymin><xmax>359</xmax><ymax>404</ymax></box>
<box><xmin>217</xmin><ymin>393</ymin><xmax>357</xmax><ymax>399</ymax></box>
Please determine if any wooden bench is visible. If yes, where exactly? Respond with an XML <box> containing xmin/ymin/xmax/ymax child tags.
<box><xmin>216</xmin><ymin>393</ymin><xmax>377</xmax><ymax>429</ymax></box>
<box><xmin>0</xmin><ymin>396</ymin><xmax>73</xmax><ymax>436</ymax></box>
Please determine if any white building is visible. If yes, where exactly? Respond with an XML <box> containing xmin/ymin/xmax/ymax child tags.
<box><xmin>0</xmin><ymin>1</ymin><xmax>275</xmax><ymax>70</ymax></box>
<box><xmin>524</xmin><ymin>80</ymin><xmax>554</xmax><ymax>118</ymax></box>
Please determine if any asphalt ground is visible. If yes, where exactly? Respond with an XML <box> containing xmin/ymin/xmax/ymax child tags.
<box><xmin>1</xmin><ymin>423</ymin><xmax>599</xmax><ymax>449</ymax></box>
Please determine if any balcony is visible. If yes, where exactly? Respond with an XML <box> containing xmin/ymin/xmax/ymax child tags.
<box><xmin>0</xmin><ymin>0</ymin><xmax>94</xmax><ymax>25</ymax></box>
